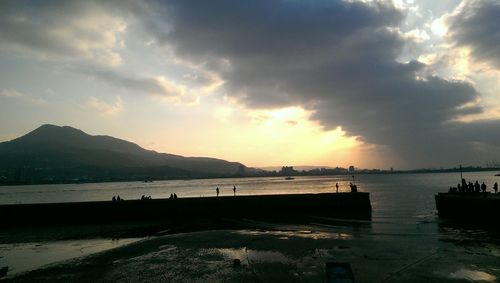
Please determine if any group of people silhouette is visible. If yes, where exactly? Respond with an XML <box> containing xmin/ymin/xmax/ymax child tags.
<box><xmin>335</xmin><ymin>182</ymin><xmax>358</xmax><ymax>193</ymax></box>
<box><xmin>111</xmin><ymin>195</ymin><xmax>123</xmax><ymax>201</ymax></box>
<box><xmin>448</xmin><ymin>178</ymin><xmax>499</xmax><ymax>193</ymax></box>
<box><xmin>216</xmin><ymin>186</ymin><xmax>237</xmax><ymax>196</ymax></box>
<box><xmin>113</xmin><ymin>194</ymin><xmax>178</xmax><ymax>201</ymax></box>
<box><xmin>349</xmin><ymin>183</ymin><xmax>358</xmax><ymax>193</ymax></box>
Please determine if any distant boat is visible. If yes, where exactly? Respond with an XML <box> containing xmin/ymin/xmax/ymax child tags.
<box><xmin>285</xmin><ymin>176</ymin><xmax>295</xmax><ymax>180</ymax></box>
<box><xmin>495</xmin><ymin>173</ymin><xmax>500</xmax><ymax>176</ymax></box>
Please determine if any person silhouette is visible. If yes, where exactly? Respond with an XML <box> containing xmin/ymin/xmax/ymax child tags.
<box><xmin>233</xmin><ymin>186</ymin><xmax>236</xmax><ymax>196</ymax></box>
<box><xmin>216</xmin><ymin>187</ymin><xmax>219</xmax><ymax>197</ymax></box>
<box><xmin>474</xmin><ymin>181</ymin><xmax>480</xmax><ymax>193</ymax></box>
<box><xmin>494</xmin><ymin>182</ymin><xmax>498</xmax><ymax>194</ymax></box>
<box><xmin>481</xmin><ymin>182</ymin><xmax>487</xmax><ymax>193</ymax></box>
<box><xmin>336</xmin><ymin>183</ymin><xmax>339</xmax><ymax>193</ymax></box>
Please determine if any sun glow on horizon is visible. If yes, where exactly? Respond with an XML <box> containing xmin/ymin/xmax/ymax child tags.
<box><xmin>150</xmin><ymin>105</ymin><xmax>362</xmax><ymax>168</ymax></box>
<box><xmin>243</xmin><ymin>107</ymin><xmax>361</xmax><ymax>167</ymax></box>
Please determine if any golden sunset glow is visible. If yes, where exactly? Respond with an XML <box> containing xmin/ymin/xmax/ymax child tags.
<box><xmin>138</xmin><ymin>106</ymin><xmax>361</xmax><ymax>168</ymax></box>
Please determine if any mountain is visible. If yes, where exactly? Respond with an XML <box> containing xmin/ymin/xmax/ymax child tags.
<box><xmin>0</xmin><ymin>124</ymin><xmax>246</xmax><ymax>184</ymax></box>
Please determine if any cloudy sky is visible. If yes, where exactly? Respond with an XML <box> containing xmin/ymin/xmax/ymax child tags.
<box><xmin>1</xmin><ymin>0</ymin><xmax>500</xmax><ymax>169</ymax></box>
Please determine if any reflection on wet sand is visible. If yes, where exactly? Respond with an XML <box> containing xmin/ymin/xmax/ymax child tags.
<box><xmin>0</xmin><ymin>238</ymin><xmax>141</xmax><ymax>277</ymax></box>
<box><xmin>210</xmin><ymin>248</ymin><xmax>291</xmax><ymax>264</ymax></box>
<box><xmin>235</xmin><ymin>229</ymin><xmax>353</xmax><ymax>240</ymax></box>
<box><xmin>449</xmin><ymin>269</ymin><xmax>497</xmax><ymax>281</ymax></box>
<box><xmin>4</xmin><ymin>224</ymin><xmax>500</xmax><ymax>283</ymax></box>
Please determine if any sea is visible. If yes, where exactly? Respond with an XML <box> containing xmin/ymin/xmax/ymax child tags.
<box><xmin>1</xmin><ymin>171</ymin><xmax>499</xmax><ymax>280</ymax></box>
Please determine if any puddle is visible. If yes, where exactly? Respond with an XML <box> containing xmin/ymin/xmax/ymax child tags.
<box><xmin>449</xmin><ymin>269</ymin><xmax>497</xmax><ymax>282</ymax></box>
<box><xmin>205</xmin><ymin>248</ymin><xmax>291</xmax><ymax>265</ymax></box>
<box><xmin>0</xmin><ymin>238</ymin><xmax>141</xmax><ymax>277</ymax></box>
<box><xmin>236</xmin><ymin>229</ymin><xmax>352</xmax><ymax>240</ymax></box>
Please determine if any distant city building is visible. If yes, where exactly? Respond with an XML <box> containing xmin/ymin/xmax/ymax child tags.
<box><xmin>348</xmin><ymin>166</ymin><xmax>355</xmax><ymax>172</ymax></box>
<box><xmin>486</xmin><ymin>160</ymin><xmax>500</xmax><ymax>168</ymax></box>
<box><xmin>281</xmin><ymin>166</ymin><xmax>296</xmax><ymax>176</ymax></box>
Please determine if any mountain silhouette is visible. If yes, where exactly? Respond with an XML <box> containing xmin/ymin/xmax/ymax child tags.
<box><xmin>0</xmin><ymin>124</ymin><xmax>246</xmax><ymax>184</ymax></box>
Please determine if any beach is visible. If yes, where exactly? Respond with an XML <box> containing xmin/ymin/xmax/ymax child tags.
<box><xmin>5</xmin><ymin>220</ymin><xmax>500</xmax><ymax>282</ymax></box>
<box><xmin>1</xmin><ymin>173</ymin><xmax>500</xmax><ymax>282</ymax></box>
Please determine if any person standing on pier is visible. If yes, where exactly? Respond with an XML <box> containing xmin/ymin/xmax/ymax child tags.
<box><xmin>468</xmin><ymin>182</ymin><xmax>473</xmax><ymax>192</ymax></box>
<box><xmin>481</xmin><ymin>182</ymin><xmax>487</xmax><ymax>193</ymax></box>
<box><xmin>349</xmin><ymin>183</ymin><xmax>357</xmax><ymax>193</ymax></box>
<box><xmin>216</xmin><ymin>187</ymin><xmax>219</xmax><ymax>197</ymax></box>
<box><xmin>233</xmin><ymin>185</ymin><xmax>236</xmax><ymax>196</ymax></box>
<box><xmin>336</xmin><ymin>183</ymin><xmax>339</xmax><ymax>193</ymax></box>
<box><xmin>494</xmin><ymin>182</ymin><xmax>498</xmax><ymax>194</ymax></box>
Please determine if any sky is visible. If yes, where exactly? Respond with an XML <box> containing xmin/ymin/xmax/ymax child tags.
<box><xmin>1</xmin><ymin>0</ymin><xmax>500</xmax><ymax>170</ymax></box>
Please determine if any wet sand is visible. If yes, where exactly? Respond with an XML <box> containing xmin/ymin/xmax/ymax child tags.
<box><xmin>4</xmin><ymin>219</ymin><xmax>500</xmax><ymax>283</ymax></box>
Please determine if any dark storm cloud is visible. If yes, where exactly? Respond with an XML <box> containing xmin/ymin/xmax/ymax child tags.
<box><xmin>134</xmin><ymin>0</ymin><xmax>500</xmax><ymax>167</ymax></box>
<box><xmin>447</xmin><ymin>0</ymin><xmax>500</xmax><ymax>69</ymax></box>
<box><xmin>154</xmin><ymin>0</ymin><xmax>406</xmax><ymax>108</ymax></box>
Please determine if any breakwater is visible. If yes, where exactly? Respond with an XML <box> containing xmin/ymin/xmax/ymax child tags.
<box><xmin>435</xmin><ymin>192</ymin><xmax>500</xmax><ymax>221</ymax></box>
<box><xmin>1</xmin><ymin>192</ymin><xmax>371</xmax><ymax>227</ymax></box>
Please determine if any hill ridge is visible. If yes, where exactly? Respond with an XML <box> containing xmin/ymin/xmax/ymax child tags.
<box><xmin>0</xmin><ymin>124</ymin><xmax>246</xmax><ymax>184</ymax></box>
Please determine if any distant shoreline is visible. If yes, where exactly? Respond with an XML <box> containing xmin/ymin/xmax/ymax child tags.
<box><xmin>1</xmin><ymin>167</ymin><xmax>499</xmax><ymax>186</ymax></box>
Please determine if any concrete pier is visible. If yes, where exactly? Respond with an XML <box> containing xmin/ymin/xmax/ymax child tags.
<box><xmin>435</xmin><ymin>192</ymin><xmax>500</xmax><ymax>221</ymax></box>
<box><xmin>1</xmin><ymin>192</ymin><xmax>371</xmax><ymax>227</ymax></box>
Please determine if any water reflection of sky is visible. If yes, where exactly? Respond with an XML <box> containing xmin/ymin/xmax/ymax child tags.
<box><xmin>449</xmin><ymin>269</ymin><xmax>497</xmax><ymax>282</ymax></box>
<box><xmin>210</xmin><ymin>247</ymin><xmax>291</xmax><ymax>265</ymax></box>
<box><xmin>0</xmin><ymin>238</ymin><xmax>141</xmax><ymax>277</ymax></box>
<box><xmin>235</xmin><ymin>229</ymin><xmax>352</xmax><ymax>240</ymax></box>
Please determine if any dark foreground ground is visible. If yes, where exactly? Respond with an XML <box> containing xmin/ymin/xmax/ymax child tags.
<box><xmin>3</xmin><ymin>217</ymin><xmax>500</xmax><ymax>283</ymax></box>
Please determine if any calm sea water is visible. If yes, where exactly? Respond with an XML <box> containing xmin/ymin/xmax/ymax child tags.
<box><xmin>1</xmin><ymin>171</ymin><xmax>498</xmax><ymax>221</ymax></box>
